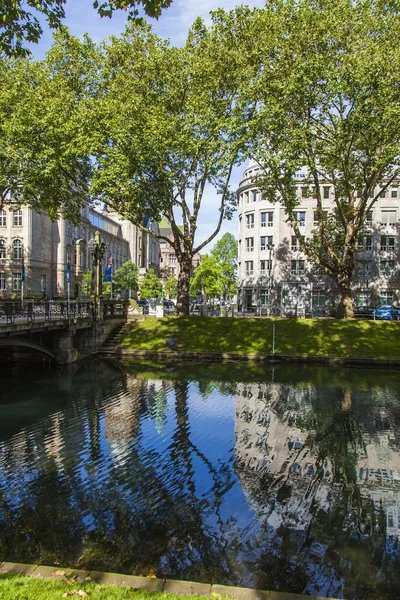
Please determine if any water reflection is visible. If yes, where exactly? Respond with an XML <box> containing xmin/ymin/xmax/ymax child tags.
<box><xmin>1</xmin><ymin>361</ymin><xmax>400</xmax><ymax>598</ymax></box>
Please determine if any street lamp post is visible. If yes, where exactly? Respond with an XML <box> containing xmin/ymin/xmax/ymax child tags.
<box><xmin>88</xmin><ymin>231</ymin><xmax>106</xmax><ymax>307</ymax></box>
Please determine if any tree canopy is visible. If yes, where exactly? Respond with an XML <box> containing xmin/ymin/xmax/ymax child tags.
<box><xmin>0</xmin><ymin>32</ymin><xmax>97</xmax><ymax>221</ymax></box>
<box><xmin>211</xmin><ymin>233</ymin><xmax>237</xmax><ymax>299</ymax></box>
<box><xmin>140</xmin><ymin>268</ymin><xmax>162</xmax><ymax>299</ymax></box>
<box><xmin>0</xmin><ymin>0</ymin><xmax>172</xmax><ymax>57</ymax></box>
<box><xmin>190</xmin><ymin>254</ymin><xmax>223</xmax><ymax>300</ymax></box>
<box><xmin>85</xmin><ymin>13</ymin><xmax>254</xmax><ymax>314</ymax></box>
<box><xmin>113</xmin><ymin>260</ymin><xmax>138</xmax><ymax>295</ymax></box>
<box><xmin>246</xmin><ymin>0</ymin><xmax>400</xmax><ymax>317</ymax></box>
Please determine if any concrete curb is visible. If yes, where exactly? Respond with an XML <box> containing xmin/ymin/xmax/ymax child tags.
<box><xmin>0</xmin><ymin>562</ymin><xmax>338</xmax><ymax>600</ymax></box>
<box><xmin>97</xmin><ymin>348</ymin><xmax>400</xmax><ymax>368</ymax></box>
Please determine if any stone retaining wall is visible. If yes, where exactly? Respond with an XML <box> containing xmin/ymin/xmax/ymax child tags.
<box><xmin>0</xmin><ymin>562</ymin><xmax>337</xmax><ymax>600</ymax></box>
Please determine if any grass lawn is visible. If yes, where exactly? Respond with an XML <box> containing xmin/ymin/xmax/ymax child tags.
<box><xmin>0</xmin><ymin>575</ymin><xmax>212</xmax><ymax>600</ymax></box>
<box><xmin>121</xmin><ymin>316</ymin><xmax>400</xmax><ymax>360</ymax></box>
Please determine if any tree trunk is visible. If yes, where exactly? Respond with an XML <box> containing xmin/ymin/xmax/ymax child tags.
<box><xmin>336</xmin><ymin>281</ymin><xmax>354</xmax><ymax>319</ymax></box>
<box><xmin>176</xmin><ymin>256</ymin><xmax>192</xmax><ymax>315</ymax></box>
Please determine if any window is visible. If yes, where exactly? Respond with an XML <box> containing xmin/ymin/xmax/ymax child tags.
<box><xmin>245</xmin><ymin>261</ymin><xmax>254</xmax><ymax>276</ymax></box>
<box><xmin>363</xmin><ymin>236</ymin><xmax>372</xmax><ymax>251</ymax></box>
<box><xmin>169</xmin><ymin>254</ymin><xmax>176</xmax><ymax>264</ymax></box>
<box><xmin>381</xmin><ymin>211</ymin><xmax>396</xmax><ymax>226</ymax></box>
<box><xmin>40</xmin><ymin>274</ymin><xmax>46</xmax><ymax>293</ymax></box>
<box><xmin>13</xmin><ymin>239</ymin><xmax>22</xmax><ymax>260</ymax></box>
<box><xmin>260</xmin><ymin>260</ymin><xmax>272</xmax><ymax>275</ymax></box>
<box><xmin>159</xmin><ymin>241</ymin><xmax>166</xmax><ymax>248</ymax></box>
<box><xmin>245</xmin><ymin>238</ymin><xmax>254</xmax><ymax>252</ymax></box>
<box><xmin>253</xmin><ymin>191</ymin><xmax>258</xmax><ymax>202</ymax></box>
<box><xmin>260</xmin><ymin>236</ymin><xmax>273</xmax><ymax>251</ymax></box>
<box><xmin>294</xmin><ymin>211</ymin><xmax>306</xmax><ymax>226</ymax></box>
<box><xmin>380</xmin><ymin>261</ymin><xmax>396</xmax><ymax>276</ymax></box>
<box><xmin>261</xmin><ymin>212</ymin><xmax>273</xmax><ymax>227</ymax></box>
<box><xmin>0</xmin><ymin>240</ymin><xmax>5</xmax><ymax>260</ymax></box>
<box><xmin>380</xmin><ymin>290</ymin><xmax>393</xmax><ymax>305</ymax></box>
<box><xmin>301</xmin><ymin>187</ymin><xmax>308</xmax><ymax>198</ymax></box>
<box><xmin>379</xmin><ymin>189</ymin><xmax>386</xmax><ymax>198</ymax></box>
<box><xmin>391</xmin><ymin>188</ymin><xmax>398</xmax><ymax>198</ymax></box>
<box><xmin>13</xmin><ymin>209</ymin><xmax>22</xmax><ymax>227</ymax></box>
<box><xmin>366</xmin><ymin>211</ymin><xmax>373</xmax><ymax>226</ymax></box>
<box><xmin>0</xmin><ymin>210</ymin><xmax>6</xmax><ymax>227</ymax></box>
<box><xmin>361</xmin><ymin>262</ymin><xmax>371</xmax><ymax>277</ymax></box>
<box><xmin>323</xmin><ymin>186</ymin><xmax>330</xmax><ymax>199</ymax></box>
<box><xmin>380</xmin><ymin>236</ymin><xmax>395</xmax><ymax>251</ymax></box>
<box><xmin>67</xmin><ymin>222</ymin><xmax>71</xmax><ymax>236</ymax></box>
<box><xmin>245</xmin><ymin>192</ymin><xmax>249</xmax><ymax>204</ymax></box>
<box><xmin>291</xmin><ymin>260</ymin><xmax>305</xmax><ymax>275</ymax></box>
<box><xmin>357</xmin><ymin>291</ymin><xmax>369</xmax><ymax>306</ymax></box>
<box><xmin>369</xmin><ymin>189</ymin><xmax>375</xmax><ymax>198</ymax></box>
<box><xmin>12</xmin><ymin>272</ymin><xmax>22</xmax><ymax>290</ymax></box>
<box><xmin>260</xmin><ymin>289</ymin><xmax>270</xmax><ymax>305</ymax></box>
<box><xmin>246</xmin><ymin>214</ymin><xmax>255</xmax><ymax>229</ymax></box>
<box><xmin>291</xmin><ymin>236</ymin><xmax>305</xmax><ymax>251</ymax></box>
<box><xmin>0</xmin><ymin>273</ymin><xmax>5</xmax><ymax>290</ymax></box>
<box><xmin>312</xmin><ymin>291</ymin><xmax>325</xmax><ymax>307</ymax></box>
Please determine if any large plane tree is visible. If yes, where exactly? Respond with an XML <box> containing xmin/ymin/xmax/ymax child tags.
<box><xmin>247</xmin><ymin>0</ymin><xmax>400</xmax><ymax>318</ymax></box>
<box><xmin>86</xmin><ymin>14</ymin><xmax>254</xmax><ymax>314</ymax></box>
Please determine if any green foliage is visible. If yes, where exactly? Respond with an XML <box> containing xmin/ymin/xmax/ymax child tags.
<box><xmin>0</xmin><ymin>33</ymin><xmax>95</xmax><ymax>222</ymax></box>
<box><xmin>112</xmin><ymin>260</ymin><xmax>138</xmax><ymax>293</ymax></box>
<box><xmin>140</xmin><ymin>268</ymin><xmax>162</xmax><ymax>299</ymax></box>
<box><xmin>0</xmin><ymin>0</ymin><xmax>173</xmax><ymax>57</ymax></box>
<box><xmin>164</xmin><ymin>275</ymin><xmax>178</xmax><ymax>299</ymax></box>
<box><xmin>80</xmin><ymin>270</ymin><xmax>92</xmax><ymax>296</ymax></box>
<box><xmin>245</xmin><ymin>0</ymin><xmax>400</xmax><ymax>315</ymax></box>
<box><xmin>190</xmin><ymin>255</ymin><xmax>223</xmax><ymax>299</ymax></box>
<box><xmin>84</xmin><ymin>16</ymin><xmax>252</xmax><ymax>313</ymax></box>
<box><xmin>211</xmin><ymin>233</ymin><xmax>237</xmax><ymax>299</ymax></box>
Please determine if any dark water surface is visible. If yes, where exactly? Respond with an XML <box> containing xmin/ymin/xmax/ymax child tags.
<box><xmin>1</xmin><ymin>360</ymin><xmax>400</xmax><ymax>599</ymax></box>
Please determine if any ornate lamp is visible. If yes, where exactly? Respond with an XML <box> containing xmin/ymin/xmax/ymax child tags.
<box><xmin>88</xmin><ymin>231</ymin><xmax>106</xmax><ymax>300</ymax></box>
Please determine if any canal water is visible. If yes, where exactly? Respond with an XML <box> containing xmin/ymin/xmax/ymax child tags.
<box><xmin>1</xmin><ymin>360</ymin><xmax>400</xmax><ymax>599</ymax></box>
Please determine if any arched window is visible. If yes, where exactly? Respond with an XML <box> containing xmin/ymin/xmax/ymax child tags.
<box><xmin>0</xmin><ymin>239</ymin><xmax>6</xmax><ymax>259</ymax></box>
<box><xmin>13</xmin><ymin>239</ymin><xmax>22</xmax><ymax>260</ymax></box>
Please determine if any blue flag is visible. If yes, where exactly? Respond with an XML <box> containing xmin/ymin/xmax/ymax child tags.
<box><xmin>66</xmin><ymin>262</ymin><xmax>71</xmax><ymax>283</ymax></box>
<box><xmin>104</xmin><ymin>252</ymin><xmax>113</xmax><ymax>282</ymax></box>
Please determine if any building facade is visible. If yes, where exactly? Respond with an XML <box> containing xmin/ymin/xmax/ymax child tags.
<box><xmin>0</xmin><ymin>203</ymin><xmax>159</xmax><ymax>299</ymax></box>
<box><xmin>237</xmin><ymin>161</ymin><xmax>400</xmax><ymax>315</ymax></box>
<box><xmin>159</xmin><ymin>222</ymin><xmax>201</xmax><ymax>283</ymax></box>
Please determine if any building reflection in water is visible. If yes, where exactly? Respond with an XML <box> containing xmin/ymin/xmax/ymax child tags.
<box><xmin>1</xmin><ymin>362</ymin><xmax>400</xmax><ymax>598</ymax></box>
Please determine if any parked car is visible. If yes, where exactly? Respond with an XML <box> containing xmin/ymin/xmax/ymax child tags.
<box><xmin>354</xmin><ymin>305</ymin><xmax>377</xmax><ymax>319</ymax></box>
<box><xmin>373</xmin><ymin>305</ymin><xmax>400</xmax><ymax>320</ymax></box>
<box><xmin>163</xmin><ymin>300</ymin><xmax>175</xmax><ymax>308</ymax></box>
<box><xmin>137</xmin><ymin>299</ymin><xmax>149</xmax><ymax>314</ymax></box>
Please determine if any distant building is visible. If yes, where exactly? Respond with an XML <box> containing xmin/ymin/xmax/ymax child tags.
<box><xmin>0</xmin><ymin>202</ymin><xmax>159</xmax><ymax>299</ymax></box>
<box><xmin>159</xmin><ymin>220</ymin><xmax>201</xmax><ymax>282</ymax></box>
<box><xmin>237</xmin><ymin>160</ymin><xmax>400</xmax><ymax>314</ymax></box>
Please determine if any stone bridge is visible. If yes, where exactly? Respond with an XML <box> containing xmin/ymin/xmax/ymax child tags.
<box><xmin>0</xmin><ymin>300</ymin><xmax>128</xmax><ymax>364</ymax></box>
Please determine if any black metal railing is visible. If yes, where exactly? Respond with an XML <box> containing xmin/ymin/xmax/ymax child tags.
<box><xmin>0</xmin><ymin>301</ymin><xmax>94</xmax><ymax>325</ymax></box>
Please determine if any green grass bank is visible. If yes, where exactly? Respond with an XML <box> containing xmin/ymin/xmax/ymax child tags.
<box><xmin>120</xmin><ymin>316</ymin><xmax>400</xmax><ymax>360</ymax></box>
<box><xmin>0</xmin><ymin>575</ymin><xmax>211</xmax><ymax>600</ymax></box>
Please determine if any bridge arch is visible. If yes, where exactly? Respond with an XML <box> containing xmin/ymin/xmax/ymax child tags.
<box><xmin>0</xmin><ymin>338</ymin><xmax>60</xmax><ymax>362</ymax></box>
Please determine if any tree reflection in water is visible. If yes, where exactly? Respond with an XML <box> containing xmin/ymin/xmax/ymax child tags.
<box><xmin>1</xmin><ymin>361</ymin><xmax>400</xmax><ymax>598</ymax></box>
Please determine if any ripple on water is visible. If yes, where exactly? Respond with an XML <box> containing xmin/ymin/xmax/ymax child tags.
<box><xmin>1</xmin><ymin>362</ymin><xmax>400</xmax><ymax>598</ymax></box>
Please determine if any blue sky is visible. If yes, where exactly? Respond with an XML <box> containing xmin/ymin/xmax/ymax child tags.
<box><xmin>31</xmin><ymin>0</ymin><xmax>265</xmax><ymax>251</ymax></box>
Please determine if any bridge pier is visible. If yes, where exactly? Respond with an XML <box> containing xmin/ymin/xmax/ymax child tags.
<box><xmin>54</xmin><ymin>330</ymin><xmax>78</xmax><ymax>365</ymax></box>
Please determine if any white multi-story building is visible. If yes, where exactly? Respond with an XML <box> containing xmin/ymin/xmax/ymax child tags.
<box><xmin>237</xmin><ymin>161</ymin><xmax>400</xmax><ymax>314</ymax></box>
